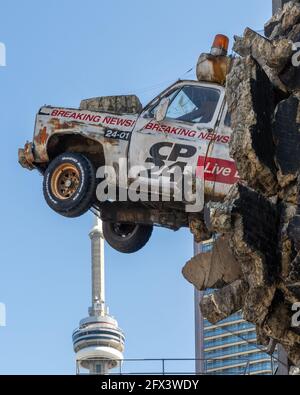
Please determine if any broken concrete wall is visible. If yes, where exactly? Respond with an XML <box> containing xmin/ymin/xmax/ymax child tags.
<box><xmin>226</xmin><ymin>56</ymin><xmax>278</xmax><ymax>196</ymax></box>
<box><xmin>183</xmin><ymin>1</ymin><xmax>300</xmax><ymax>367</ymax></box>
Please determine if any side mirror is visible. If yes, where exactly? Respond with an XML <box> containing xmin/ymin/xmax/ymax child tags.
<box><xmin>155</xmin><ymin>98</ymin><xmax>170</xmax><ymax>122</ymax></box>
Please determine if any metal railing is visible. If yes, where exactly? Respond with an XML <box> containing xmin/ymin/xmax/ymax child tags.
<box><xmin>76</xmin><ymin>357</ymin><xmax>277</xmax><ymax>375</ymax></box>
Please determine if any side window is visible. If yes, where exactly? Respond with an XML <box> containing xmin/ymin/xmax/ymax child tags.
<box><xmin>166</xmin><ymin>88</ymin><xmax>197</xmax><ymax>120</ymax></box>
<box><xmin>150</xmin><ymin>86</ymin><xmax>220</xmax><ymax>125</ymax></box>
<box><xmin>150</xmin><ymin>89</ymin><xmax>180</xmax><ymax>117</ymax></box>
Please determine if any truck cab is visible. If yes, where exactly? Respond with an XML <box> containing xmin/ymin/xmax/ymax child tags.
<box><xmin>19</xmin><ymin>34</ymin><xmax>237</xmax><ymax>254</ymax></box>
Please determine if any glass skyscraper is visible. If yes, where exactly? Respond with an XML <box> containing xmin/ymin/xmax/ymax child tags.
<box><xmin>195</xmin><ymin>240</ymin><xmax>276</xmax><ymax>375</ymax></box>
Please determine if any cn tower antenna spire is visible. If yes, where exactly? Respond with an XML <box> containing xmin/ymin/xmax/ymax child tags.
<box><xmin>89</xmin><ymin>215</ymin><xmax>106</xmax><ymax>317</ymax></box>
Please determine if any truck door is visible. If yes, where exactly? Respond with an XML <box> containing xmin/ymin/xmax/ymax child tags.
<box><xmin>128</xmin><ymin>81</ymin><xmax>225</xmax><ymax>204</ymax></box>
<box><xmin>200</xmin><ymin>105</ymin><xmax>238</xmax><ymax>201</ymax></box>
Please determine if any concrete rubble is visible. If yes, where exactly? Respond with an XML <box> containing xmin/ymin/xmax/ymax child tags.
<box><xmin>183</xmin><ymin>235</ymin><xmax>242</xmax><ymax>290</ymax></box>
<box><xmin>80</xmin><ymin>95</ymin><xmax>143</xmax><ymax>114</ymax></box>
<box><xmin>183</xmin><ymin>0</ymin><xmax>300</xmax><ymax>366</ymax></box>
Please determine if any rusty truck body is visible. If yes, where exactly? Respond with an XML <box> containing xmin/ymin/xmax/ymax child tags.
<box><xmin>19</xmin><ymin>34</ymin><xmax>237</xmax><ymax>253</ymax></box>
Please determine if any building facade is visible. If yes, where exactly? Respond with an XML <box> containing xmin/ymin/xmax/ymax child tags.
<box><xmin>195</xmin><ymin>240</ymin><xmax>276</xmax><ymax>375</ymax></box>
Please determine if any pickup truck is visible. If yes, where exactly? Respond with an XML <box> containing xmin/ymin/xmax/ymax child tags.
<box><xmin>19</xmin><ymin>34</ymin><xmax>237</xmax><ymax>254</ymax></box>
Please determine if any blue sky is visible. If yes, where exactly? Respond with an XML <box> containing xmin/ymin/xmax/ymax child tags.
<box><xmin>0</xmin><ymin>0</ymin><xmax>271</xmax><ymax>374</ymax></box>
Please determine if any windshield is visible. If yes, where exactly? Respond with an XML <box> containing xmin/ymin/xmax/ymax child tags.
<box><xmin>151</xmin><ymin>85</ymin><xmax>220</xmax><ymax>124</ymax></box>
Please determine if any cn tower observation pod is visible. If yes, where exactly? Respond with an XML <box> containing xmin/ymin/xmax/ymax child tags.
<box><xmin>73</xmin><ymin>315</ymin><xmax>125</xmax><ymax>374</ymax></box>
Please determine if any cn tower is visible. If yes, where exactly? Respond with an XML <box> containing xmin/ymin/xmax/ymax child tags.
<box><xmin>72</xmin><ymin>215</ymin><xmax>125</xmax><ymax>375</ymax></box>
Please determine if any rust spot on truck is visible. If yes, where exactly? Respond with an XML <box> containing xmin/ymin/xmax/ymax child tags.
<box><xmin>104</xmin><ymin>138</ymin><xmax>119</xmax><ymax>146</ymax></box>
<box><xmin>35</xmin><ymin>127</ymin><xmax>49</xmax><ymax>145</ymax></box>
<box><xmin>49</xmin><ymin>118</ymin><xmax>83</xmax><ymax>130</ymax></box>
<box><xmin>196</xmin><ymin>54</ymin><xmax>233</xmax><ymax>86</ymax></box>
<box><xmin>211</xmin><ymin>57</ymin><xmax>230</xmax><ymax>86</ymax></box>
<box><xmin>34</xmin><ymin>126</ymin><xmax>51</xmax><ymax>162</ymax></box>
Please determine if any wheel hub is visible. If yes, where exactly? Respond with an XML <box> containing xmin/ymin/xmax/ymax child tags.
<box><xmin>113</xmin><ymin>223</ymin><xmax>136</xmax><ymax>238</ymax></box>
<box><xmin>51</xmin><ymin>163</ymin><xmax>80</xmax><ymax>200</ymax></box>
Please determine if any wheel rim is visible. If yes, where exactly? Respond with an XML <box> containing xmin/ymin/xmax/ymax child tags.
<box><xmin>51</xmin><ymin>163</ymin><xmax>80</xmax><ymax>200</ymax></box>
<box><xmin>113</xmin><ymin>223</ymin><xmax>136</xmax><ymax>238</ymax></box>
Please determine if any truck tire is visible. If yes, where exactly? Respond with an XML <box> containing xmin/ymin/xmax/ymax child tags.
<box><xmin>43</xmin><ymin>153</ymin><xmax>96</xmax><ymax>218</ymax></box>
<box><xmin>102</xmin><ymin>222</ymin><xmax>153</xmax><ymax>254</ymax></box>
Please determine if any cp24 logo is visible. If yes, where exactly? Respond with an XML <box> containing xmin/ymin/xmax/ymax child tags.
<box><xmin>292</xmin><ymin>303</ymin><xmax>300</xmax><ymax>328</ymax></box>
<box><xmin>146</xmin><ymin>142</ymin><xmax>197</xmax><ymax>174</ymax></box>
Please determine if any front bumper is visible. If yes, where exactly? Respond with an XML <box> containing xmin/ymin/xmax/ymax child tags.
<box><xmin>18</xmin><ymin>142</ymin><xmax>35</xmax><ymax>170</ymax></box>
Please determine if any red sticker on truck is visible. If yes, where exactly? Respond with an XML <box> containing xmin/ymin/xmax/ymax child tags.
<box><xmin>197</xmin><ymin>156</ymin><xmax>239</xmax><ymax>185</ymax></box>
